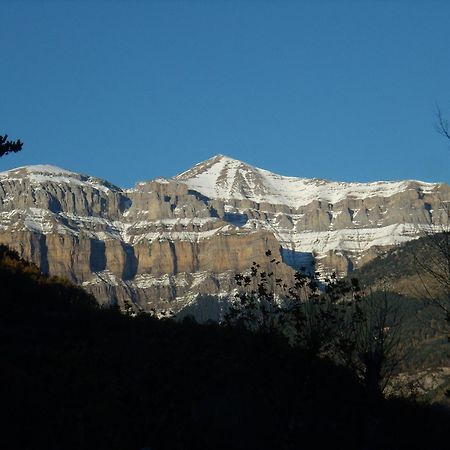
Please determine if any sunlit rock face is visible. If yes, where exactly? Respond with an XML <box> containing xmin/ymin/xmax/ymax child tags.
<box><xmin>0</xmin><ymin>157</ymin><xmax>449</xmax><ymax>316</ymax></box>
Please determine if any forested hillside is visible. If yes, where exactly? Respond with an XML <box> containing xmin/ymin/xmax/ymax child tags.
<box><xmin>1</xmin><ymin>244</ymin><xmax>450</xmax><ymax>450</ymax></box>
<box><xmin>354</xmin><ymin>232</ymin><xmax>448</xmax><ymax>295</ymax></box>
<box><xmin>352</xmin><ymin>234</ymin><xmax>450</xmax><ymax>401</ymax></box>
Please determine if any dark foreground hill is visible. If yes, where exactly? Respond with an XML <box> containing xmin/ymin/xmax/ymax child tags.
<box><xmin>1</xmin><ymin>245</ymin><xmax>449</xmax><ymax>450</ymax></box>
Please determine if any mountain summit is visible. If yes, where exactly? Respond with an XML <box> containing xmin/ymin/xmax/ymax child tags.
<box><xmin>175</xmin><ymin>154</ymin><xmax>438</xmax><ymax>208</ymax></box>
<box><xmin>175</xmin><ymin>154</ymin><xmax>273</xmax><ymax>201</ymax></box>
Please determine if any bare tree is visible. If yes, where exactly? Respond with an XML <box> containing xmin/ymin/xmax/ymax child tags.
<box><xmin>435</xmin><ymin>105</ymin><xmax>450</xmax><ymax>142</ymax></box>
<box><xmin>412</xmin><ymin>106</ymin><xmax>450</xmax><ymax>326</ymax></box>
<box><xmin>414</xmin><ymin>225</ymin><xmax>450</xmax><ymax>326</ymax></box>
<box><xmin>336</xmin><ymin>289</ymin><xmax>404</xmax><ymax>399</ymax></box>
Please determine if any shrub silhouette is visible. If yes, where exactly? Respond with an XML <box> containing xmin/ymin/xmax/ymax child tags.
<box><xmin>226</xmin><ymin>253</ymin><xmax>406</xmax><ymax>399</ymax></box>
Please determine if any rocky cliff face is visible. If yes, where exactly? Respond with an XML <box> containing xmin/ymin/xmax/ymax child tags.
<box><xmin>0</xmin><ymin>157</ymin><xmax>448</xmax><ymax>316</ymax></box>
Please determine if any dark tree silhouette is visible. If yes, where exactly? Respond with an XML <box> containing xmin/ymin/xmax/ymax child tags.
<box><xmin>0</xmin><ymin>134</ymin><xmax>23</xmax><ymax>157</ymax></box>
<box><xmin>226</xmin><ymin>254</ymin><xmax>405</xmax><ymax>399</ymax></box>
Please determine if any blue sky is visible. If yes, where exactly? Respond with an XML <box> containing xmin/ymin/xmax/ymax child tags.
<box><xmin>1</xmin><ymin>0</ymin><xmax>450</xmax><ymax>187</ymax></box>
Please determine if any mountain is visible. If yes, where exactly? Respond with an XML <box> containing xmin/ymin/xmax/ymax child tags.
<box><xmin>176</xmin><ymin>155</ymin><xmax>449</xmax><ymax>270</ymax></box>
<box><xmin>0</xmin><ymin>155</ymin><xmax>449</xmax><ymax>315</ymax></box>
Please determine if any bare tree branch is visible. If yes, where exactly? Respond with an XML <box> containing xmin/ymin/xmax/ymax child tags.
<box><xmin>435</xmin><ymin>105</ymin><xmax>450</xmax><ymax>142</ymax></box>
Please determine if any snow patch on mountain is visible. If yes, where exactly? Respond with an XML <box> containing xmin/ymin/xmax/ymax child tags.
<box><xmin>0</xmin><ymin>165</ymin><xmax>119</xmax><ymax>194</ymax></box>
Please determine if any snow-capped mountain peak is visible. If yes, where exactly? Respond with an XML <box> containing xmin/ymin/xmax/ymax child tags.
<box><xmin>174</xmin><ymin>155</ymin><xmax>439</xmax><ymax>208</ymax></box>
<box><xmin>175</xmin><ymin>154</ymin><xmax>272</xmax><ymax>200</ymax></box>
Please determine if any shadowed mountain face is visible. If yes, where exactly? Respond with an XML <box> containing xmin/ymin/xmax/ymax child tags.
<box><xmin>0</xmin><ymin>156</ymin><xmax>449</xmax><ymax>314</ymax></box>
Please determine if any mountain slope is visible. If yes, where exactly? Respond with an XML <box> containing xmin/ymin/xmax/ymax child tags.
<box><xmin>354</xmin><ymin>230</ymin><xmax>450</xmax><ymax>298</ymax></box>
<box><xmin>351</xmin><ymin>234</ymin><xmax>450</xmax><ymax>401</ymax></box>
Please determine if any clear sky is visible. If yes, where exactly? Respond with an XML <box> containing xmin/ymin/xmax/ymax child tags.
<box><xmin>1</xmin><ymin>0</ymin><xmax>450</xmax><ymax>187</ymax></box>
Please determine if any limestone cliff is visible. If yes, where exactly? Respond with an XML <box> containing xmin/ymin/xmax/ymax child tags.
<box><xmin>0</xmin><ymin>158</ymin><xmax>448</xmax><ymax>316</ymax></box>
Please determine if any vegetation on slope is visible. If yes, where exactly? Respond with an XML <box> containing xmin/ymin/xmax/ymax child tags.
<box><xmin>354</xmin><ymin>232</ymin><xmax>448</xmax><ymax>296</ymax></box>
<box><xmin>1</xmin><ymin>245</ymin><xmax>450</xmax><ymax>450</ymax></box>
<box><xmin>351</xmin><ymin>235</ymin><xmax>450</xmax><ymax>400</ymax></box>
